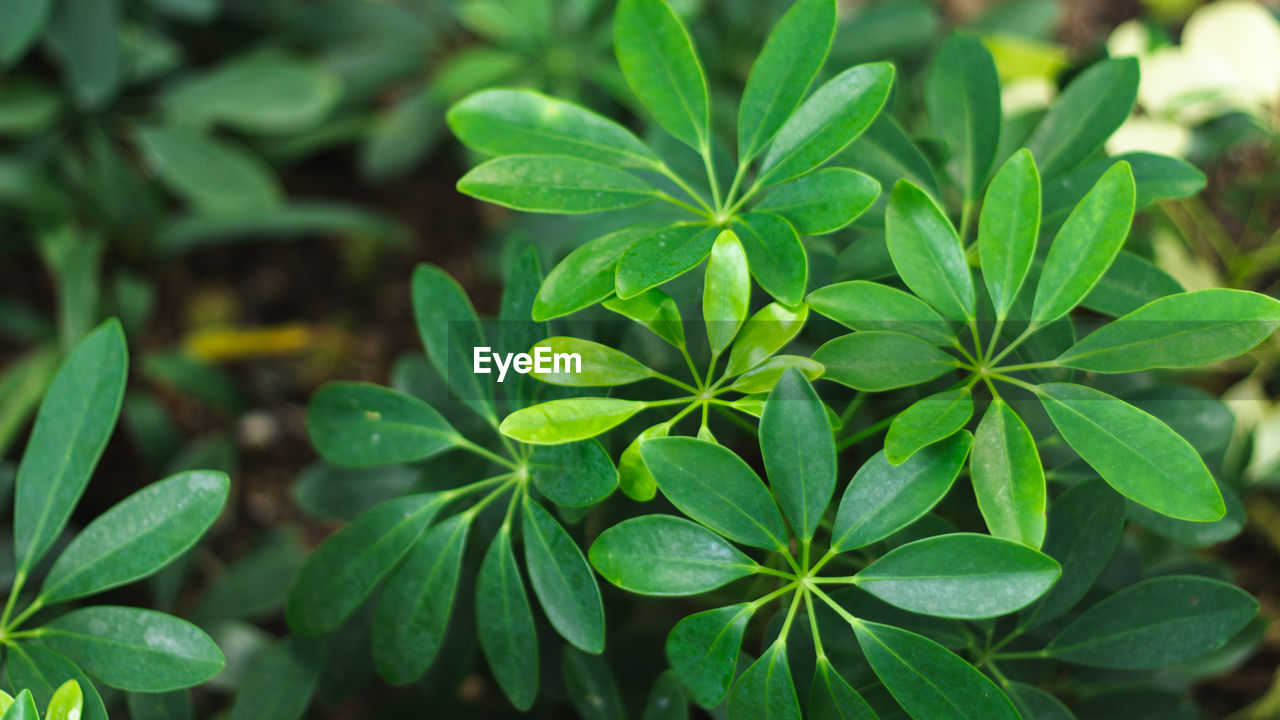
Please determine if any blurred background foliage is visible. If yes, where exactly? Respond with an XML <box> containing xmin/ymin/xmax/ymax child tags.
<box><xmin>1</xmin><ymin>0</ymin><xmax>1278</xmax><ymax>717</ymax></box>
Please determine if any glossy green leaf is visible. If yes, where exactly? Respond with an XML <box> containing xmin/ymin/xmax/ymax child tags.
<box><xmin>738</xmin><ymin>0</ymin><xmax>836</xmax><ymax>162</ymax></box>
<box><xmin>703</xmin><ymin>231</ymin><xmax>751</xmax><ymax>355</ymax></box>
<box><xmin>832</xmin><ymin>432</ymin><xmax>971</xmax><ymax>551</ymax></box>
<box><xmin>1038</xmin><ymin>383</ymin><xmax>1224</xmax><ymax>522</ymax></box>
<box><xmin>590</xmin><ymin>515</ymin><xmax>757</xmax><ymax>595</ymax></box>
<box><xmin>616</xmin><ymin>224</ymin><xmax>720</xmax><ymax>299</ymax></box>
<box><xmin>854</xmin><ymin>620</ymin><xmax>1018</xmax><ymax>720</ymax></box>
<box><xmin>457</xmin><ymin>156</ymin><xmax>658</xmax><ymax>213</ymax></box>
<box><xmin>760</xmin><ymin>369</ymin><xmax>835</xmax><ymax>540</ymax></box>
<box><xmin>733</xmin><ymin>212</ymin><xmax>807</xmax><ymax>305</ymax></box>
<box><xmin>15</xmin><ymin>319</ymin><xmax>127</xmax><ymax>573</ymax></box>
<box><xmin>807</xmin><ymin>280</ymin><xmax>954</xmax><ymax>346</ymax></box>
<box><xmin>725</xmin><ymin>641</ymin><xmax>801</xmax><ymax>720</ymax></box>
<box><xmin>135</xmin><ymin>127</ymin><xmax>281</xmax><ymax>217</ymax></box>
<box><xmin>729</xmin><ymin>355</ymin><xmax>823</xmax><ymax>394</ymax></box>
<box><xmin>614</xmin><ymin>0</ymin><xmax>709</xmax><ymax>149</ymax></box>
<box><xmin>978</xmin><ymin>149</ymin><xmax>1041</xmax><ymax>320</ymax></box>
<box><xmin>41</xmin><ymin>607</ymin><xmax>223</xmax><ymax>691</ymax></box>
<box><xmin>373</xmin><ymin>514</ymin><xmax>471</xmax><ymax>683</ymax></box>
<box><xmin>162</xmin><ymin>52</ymin><xmax>340</xmax><ymax>134</ymax></box>
<box><xmin>724</xmin><ymin>302</ymin><xmax>809</xmax><ymax>377</ymax></box>
<box><xmin>287</xmin><ymin>493</ymin><xmax>445</xmax><ymax>634</ymax></box>
<box><xmin>1057</xmin><ymin>289</ymin><xmax>1280</xmax><ymax>372</ymax></box>
<box><xmin>226</xmin><ymin>636</ymin><xmax>322</xmax><ymax>720</ymax></box>
<box><xmin>844</xmin><ymin>115</ymin><xmax>942</xmax><ymax>201</ymax></box>
<box><xmin>534</xmin><ymin>224</ymin><xmax>659</xmax><ymax>320</ymax></box>
<box><xmin>970</xmin><ymin>399</ymin><xmax>1045</xmax><ymax>548</ymax></box>
<box><xmin>854</xmin><ymin>533</ymin><xmax>1060</xmax><ymax>618</ymax></box>
<box><xmin>522</xmin><ymin>498</ymin><xmax>605</xmax><ymax>653</ymax></box>
<box><xmin>1031</xmin><ymin>162</ymin><xmax>1136</xmax><ymax>324</ymax></box>
<box><xmin>642</xmin><ymin>671</ymin><xmax>688</xmax><ymax>720</ymax></box>
<box><xmin>448</xmin><ymin>88</ymin><xmax>659</xmax><ymax>168</ymax></box>
<box><xmin>41</xmin><ymin>471</ymin><xmax>228</xmax><ymax>604</ymax></box>
<box><xmin>1081</xmin><ymin>250</ymin><xmax>1183</xmax><ymax>317</ymax></box>
<box><xmin>618</xmin><ymin>423</ymin><xmax>670</xmax><ymax>501</ymax></box>
<box><xmin>0</xmin><ymin>692</ymin><xmax>35</xmax><ymax>720</ymax></box>
<box><xmin>758</xmin><ymin>63</ymin><xmax>894</xmax><ymax>187</ymax></box>
<box><xmin>666</xmin><ymin>603</ymin><xmax>752</xmax><ymax>708</ymax></box>
<box><xmin>530</xmin><ymin>337</ymin><xmax>654</xmax><ymax>386</ymax></box>
<box><xmin>308</xmin><ymin>382</ymin><xmax>461</xmax><ymax>467</ymax></box>
<box><xmin>885</xmin><ymin>388</ymin><xmax>973</xmax><ymax>465</ymax></box>
<box><xmin>477</xmin><ymin>527</ymin><xmax>538</xmax><ymax>709</ymax></box>
<box><xmin>46</xmin><ymin>682</ymin><xmax>82</xmax><ymax>720</ymax></box>
<box><xmin>500</xmin><ymin>397</ymin><xmax>648</xmax><ymax>444</ymax></box>
<box><xmin>886</xmin><ymin>180</ymin><xmax>975</xmax><ymax>321</ymax></box>
<box><xmin>529</xmin><ymin>440</ymin><xmax>618</xmax><ymax>507</ymax></box>
<box><xmin>0</xmin><ymin>0</ymin><xmax>54</xmax><ymax>64</ymax></box>
<box><xmin>603</xmin><ymin>287</ymin><xmax>686</xmax><ymax>348</ymax></box>
<box><xmin>4</xmin><ymin>644</ymin><xmax>107</xmax><ymax>720</ymax></box>
<box><xmin>1043</xmin><ymin>153</ymin><xmax>1206</xmax><ymax>228</ymax></box>
<box><xmin>808</xmin><ymin>658</ymin><xmax>876</xmax><ymax>720</ymax></box>
<box><xmin>925</xmin><ymin>32</ymin><xmax>1000</xmax><ymax>198</ymax></box>
<box><xmin>47</xmin><ymin>0</ymin><xmax>121</xmax><ymax>109</ymax></box>
<box><xmin>1025</xmin><ymin>58</ymin><xmax>1139</xmax><ymax>179</ymax></box>
<box><xmin>563</xmin><ymin>646</ymin><xmax>625</xmax><ymax>720</ymax></box>
<box><xmin>642</xmin><ymin>437</ymin><xmax>789</xmax><ymax>550</ymax></box>
<box><xmin>813</xmin><ymin>331</ymin><xmax>956</xmax><ymax>391</ymax></box>
<box><xmin>755</xmin><ymin>168</ymin><xmax>879</xmax><ymax>235</ymax></box>
<box><xmin>412</xmin><ymin>264</ymin><xmax>495</xmax><ymax>422</ymax></box>
<box><xmin>1045</xmin><ymin>576</ymin><xmax>1258</xmax><ymax>669</ymax></box>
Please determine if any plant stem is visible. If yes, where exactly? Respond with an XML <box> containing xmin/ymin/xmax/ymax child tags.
<box><xmin>839</xmin><ymin>392</ymin><xmax>867</xmax><ymax>427</ymax></box>
<box><xmin>652</xmin><ymin>370</ymin><xmax>699</xmax><ymax>394</ymax></box>
<box><xmin>988</xmin><ymin>322</ymin><xmax>1041</xmax><ymax>366</ymax></box>
<box><xmin>836</xmin><ymin>414</ymin><xmax>897</xmax><ymax>451</ymax></box>
<box><xmin>777</xmin><ymin>586</ymin><xmax>805</xmax><ymax>640</ymax></box>
<box><xmin>655</xmin><ymin>162</ymin><xmax>715</xmax><ymax>216</ymax></box>
<box><xmin>804</xmin><ymin>590</ymin><xmax>828</xmax><ymax>661</ymax></box>
<box><xmin>457</xmin><ymin>438</ymin><xmax>520</xmax><ymax>470</ymax></box>
<box><xmin>656</xmin><ymin>191</ymin><xmax>713</xmax><ymax>220</ymax></box>
<box><xmin>700</xmin><ymin>144</ymin><xmax>724</xmax><ymax>215</ymax></box>
<box><xmin>755</xmin><ymin>565</ymin><xmax>796</xmax><ymax>580</ymax></box>
<box><xmin>0</xmin><ymin>572</ymin><xmax>26</xmax><ymax>632</ymax></box>
<box><xmin>989</xmin><ymin>372</ymin><xmax>1040</xmax><ymax>394</ymax></box>
<box><xmin>4</xmin><ymin>597</ymin><xmax>43</xmax><ymax>633</ymax></box>
<box><xmin>749</xmin><ymin>581</ymin><xmax>799</xmax><ymax>611</ymax></box>
<box><xmin>444</xmin><ymin>473</ymin><xmax>511</xmax><ymax>502</ymax></box>
<box><xmin>994</xmin><ymin>360</ymin><xmax>1059</xmax><ymax>373</ymax></box>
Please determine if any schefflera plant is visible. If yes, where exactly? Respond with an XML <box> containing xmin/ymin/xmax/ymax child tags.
<box><xmin>1</xmin><ymin>320</ymin><xmax>228</xmax><ymax>717</ymax></box>
<box><xmin>588</xmin><ymin>368</ymin><xmax>1068</xmax><ymax>718</ymax></box>
<box><xmin>290</xmin><ymin>254</ymin><xmax>617</xmax><ymax>710</ymax></box>
<box><xmin>448</xmin><ymin>0</ymin><xmax>887</xmax><ymax>312</ymax></box>
<box><xmin>0</xmin><ymin>679</ymin><xmax>81</xmax><ymax>720</ymax></box>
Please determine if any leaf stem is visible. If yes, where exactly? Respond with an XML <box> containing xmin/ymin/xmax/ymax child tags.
<box><xmin>0</xmin><ymin>572</ymin><xmax>25</xmax><ymax>632</ymax></box>
<box><xmin>988</xmin><ymin>372</ymin><xmax>1041</xmax><ymax>394</ymax></box>
<box><xmin>836</xmin><ymin>413</ymin><xmax>897</xmax><ymax>451</ymax></box>
<box><xmin>839</xmin><ymin>392</ymin><xmax>866</xmax><ymax>427</ymax></box>
<box><xmin>988</xmin><ymin>322</ymin><xmax>1041</xmax><ymax>366</ymax></box>
<box><xmin>655</xmin><ymin>161</ymin><xmax>715</xmax><ymax>216</ymax></box>
<box><xmin>700</xmin><ymin>144</ymin><xmax>725</xmax><ymax>215</ymax></box>
<box><xmin>811</xmin><ymin>585</ymin><xmax>859</xmax><ymax>627</ymax></box>
<box><xmin>804</xmin><ymin>590</ymin><xmax>828</xmax><ymax>661</ymax></box>
<box><xmin>749</xmin><ymin>581</ymin><xmax>799</xmax><ymax>611</ymax></box>
<box><xmin>724</xmin><ymin>161</ymin><xmax>749</xmax><ymax>211</ymax></box>
<box><xmin>4</xmin><ymin>597</ymin><xmax>43</xmax><ymax>633</ymax></box>
<box><xmin>656</xmin><ymin>191</ymin><xmax>713</xmax><ymax>220</ymax></box>
<box><xmin>994</xmin><ymin>649</ymin><xmax>1049</xmax><ymax>661</ymax></box>
<box><xmin>443</xmin><ymin>473</ymin><xmax>511</xmax><ymax>502</ymax></box>
<box><xmin>994</xmin><ymin>360</ymin><xmax>1060</xmax><ymax>374</ymax></box>
<box><xmin>652</xmin><ymin>370</ymin><xmax>700</xmax><ymax>394</ymax></box>
<box><xmin>777</xmin><ymin>585</ymin><xmax>806</xmax><ymax>641</ymax></box>
<box><xmin>755</xmin><ymin>565</ymin><xmax>796</xmax><ymax>580</ymax></box>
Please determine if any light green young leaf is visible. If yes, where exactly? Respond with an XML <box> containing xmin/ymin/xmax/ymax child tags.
<box><xmin>755</xmin><ymin>168</ymin><xmax>879</xmax><ymax>235</ymax></box>
<box><xmin>616</xmin><ymin>224</ymin><xmax>720</xmax><ymax>299</ymax></box>
<box><xmin>523</xmin><ymin>498</ymin><xmax>605</xmax><ymax>653</ymax></box>
<box><xmin>563</xmin><ymin>646</ymin><xmax>625</xmax><ymax>720</ymax></box>
<box><xmin>603</xmin><ymin>287</ymin><xmax>686</xmax><ymax>348</ymax></box>
<box><xmin>885</xmin><ymin>388</ymin><xmax>973</xmax><ymax>465</ymax></box>
<box><xmin>0</xmin><ymin>691</ymin><xmax>36</xmax><ymax>720</ymax></box>
<box><xmin>534</xmin><ymin>224</ymin><xmax>660</xmax><ymax>321</ymax></box>
<box><xmin>853</xmin><ymin>533</ymin><xmax>1060</xmax><ymax>618</ymax></box>
<box><xmin>162</xmin><ymin>52</ymin><xmax>340</xmax><ymax>134</ymax></box>
<box><xmin>135</xmin><ymin>127</ymin><xmax>282</xmax><ymax>217</ymax></box>
<box><xmin>738</xmin><ymin>0</ymin><xmax>836</xmax><ymax>162</ymax></box>
<box><xmin>666</xmin><ymin>603</ymin><xmax>752</xmax><ymax>709</ymax></box>
<box><xmin>0</xmin><ymin>0</ymin><xmax>55</xmax><ymax>65</ymax></box>
<box><xmin>618</xmin><ymin>423</ymin><xmax>670</xmax><ymax>501</ymax></box>
<box><xmin>457</xmin><ymin>155</ymin><xmax>659</xmax><ymax>213</ymax></box>
<box><xmin>225</xmin><ymin>637</ymin><xmax>322</xmax><ymax>720</ymax></box>
<box><xmin>725</xmin><ymin>640</ymin><xmax>801</xmax><ymax>720</ymax></box>
<box><xmin>530</xmin><ymin>337</ymin><xmax>654</xmax><ymax>386</ymax></box>
<box><xmin>979</xmin><ymin>149</ymin><xmax>1041</xmax><ymax>320</ymax></box>
<box><xmin>307</xmin><ymin>382</ymin><xmax>461</xmax><ymax>467</ymax></box>
<box><xmin>641</xmin><ymin>437</ymin><xmax>788</xmax><ymax>550</ymax></box>
<box><xmin>832</xmin><ymin>432</ymin><xmax>971</xmax><ymax>551</ymax></box>
<box><xmin>724</xmin><ymin>302</ymin><xmax>809</xmax><ymax>377</ymax></box>
<box><xmin>15</xmin><ymin>319</ymin><xmax>127</xmax><ymax>574</ymax></box>
<box><xmin>412</xmin><ymin>264</ymin><xmax>495</xmax><ymax>422</ymax></box>
<box><xmin>807</xmin><ymin>280</ymin><xmax>955</xmax><ymax>346</ymax></box>
<box><xmin>614</xmin><ymin>0</ymin><xmax>709</xmax><ymax>149</ymax></box>
<box><xmin>704</xmin><ymin>231</ymin><xmax>751</xmax><ymax>355</ymax></box>
<box><xmin>529</xmin><ymin>440</ymin><xmax>618</xmax><ymax>507</ymax></box>
<box><xmin>1025</xmin><ymin>57</ymin><xmax>1139</xmax><ymax>179</ymax></box>
<box><xmin>500</xmin><ymin>397</ymin><xmax>648</xmax><ymax>444</ymax></box>
<box><xmin>1031</xmin><ymin>162</ymin><xmax>1135</xmax><ymax>324</ymax></box>
<box><xmin>477</xmin><ymin>527</ymin><xmax>539</xmax><ymax>710</ymax></box>
<box><xmin>46</xmin><ymin>682</ymin><xmax>82</xmax><ymax>720</ymax></box>
<box><xmin>925</xmin><ymin>32</ymin><xmax>1001</xmax><ymax>199</ymax></box>
<box><xmin>40</xmin><ymin>471</ymin><xmax>229</xmax><ymax>604</ymax></box>
<box><xmin>1057</xmin><ymin>289</ymin><xmax>1280</xmax><ymax>372</ymax></box>
<box><xmin>761</xmin><ymin>369</ymin><xmax>835</xmax><ymax>541</ymax></box>
<box><xmin>733</xmin><ymin>212</ymin><xmax>807</xmax><ymax>306</ymax></box>
<box><xmin>886</xmin><ymin>180</ymin><xmax>975</xmax><ymax>321</ymax></box>
<box><xmin>971</xmin><ymin>399</ymin><xmax>1045</xmax><ymax>548</ymax></box>
<box><xmin>41</xmin><ymin>607</ymin><xmax>223</xmax><ymax>692</ymax></box>
<box><xmin>590</xmin><ymin>515</ymin><xmax>757</xmax><ymax>595</ymax></box>
<box><xmin>1038</xmin><ymin>383</ymin><xmax>1224</xmax><ymax>522</ymax></box>
<box><xmin>729</xmin><ymin>355</ymin><xmax>823</xmax><ymax>395</ymax></box>
<box><xmin>813</xmin><ymin>331</ymin><xmax>956</xmax><ymax>391</ymax></box>
<box><xmin>4</xmin><ymin>644</ymin><xmax>108</xmax><ymax>720</ymax></box>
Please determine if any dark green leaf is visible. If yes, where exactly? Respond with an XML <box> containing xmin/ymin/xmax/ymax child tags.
<box><xmin>726</xmin><ymin>640</ymin><xmax>801</xmax><ymax>720</ymax></box>
<box><xmin>412</xmin><ymin>264</ymin><xmax>495</xmax><ymax>422</ymax></box>
<box><xmin>0</xmin><ymin>691</ymin><xmax>36</xmax><ymax>720</ymax></box>
<box><xmin>226</xmin><ymin>637</ymin><xmax>322</xmax><ymax>720</ymax></box>
<box><xmin>162</xmin><ymin>52</ymin><xmax>340</xmax><ymax>134</ymax></box>
<box><xmin>457</xmin><ymin>156</ymin><xmax>659</xmax><ymax>213</ymax></box>
<box><xmin>529</xmin><ymin>440</ymin><xmax>618</xmax><ymax>507</ymax></box>
<box><xmin>522</xmin><ymin>498</ymin><xmax>605</xmax><ymax>653</ymax></box>
<box><xmin>476</xmin><ymin>527</ymin><xmax>538</xmax><ymax>710</ymax></box>
<box><xmin>47</xmin><ymin>0</ymin><xmax>121</xmax><ymax>109</ymax></box>
<box><xmin>307</xmin><ymin>382</ymin><xmax>461</xmax><ymax>467</ymax></box>
<box><xmin>642</xmin><ymin>670</ymin><xmax>688</xmax><ymax>720</ymax></box>
<box><xmin>971</xmin><ymin>399</ymin><xmax>1045</xmax><ymax>548</ymax></box>
<box><xmin>1024</xmin><ymin>58</ymin><xmax>1139</xmax><ymax>179</ymax></box>
<box><xmin>4</xmin><ymin>645</ymin><xmax>108</xmax><ymax>720</ymax></box>
<box><xmin>590</xmin><ymin>515</ymin><xmax>757</xmax><ymax>595</ymax></box>
<box><xmin>666</xmin><ymin>603</ymin><xmax>752</xmax><ymax>708</ymax></box>
<box><xmin>885</xmin><ymin>388</ymin><xmax>973</xmax><ymax>465</ymax></box>
<box><xmin>1081</xmin><ymin>251</ymin><xmax>1183</xmax><ymax>317</ymax></box>
<box><xmin>978</xmin><ymin>149</ymin><xmax>1040</xmax><ymax>320</ymax></box>
<box><xmin>807</xmin><ymin>280</ymin><xmax>954</xmax><ymax>346</ymax></box>
<box><xmin>135</xmin><ymin>127</ymin><xmax>281</xmax><ymax>217</ymax></box>
<box><xmin>925</xmin><ymin>32</ymin><xmax>1000</xmax><ymax>198</ymax></box>
<box><xmin>812</xmin><ymin>331</ymin><xmax>956</xmax><ymax>391</ymax></box>
<box><xmin>563</xmin><ymin>646</ymin><xmax>625</xmax><ymax>720</ymax></box>
<box><xmin>808</xmin><ymin>657</ymin><xmax>876</xmax><ymax>720</ymax></box>
<box><xmin>128</xmin><ymin>691</ymin><xmax>193</xmax><ymax>720</ymax></box>
<box><xmin>886</xmin><ymin>180</ymin><xmax>975</xmax><ymax>321</ymax></box>
<box><xmin>755</xmin><ymin>168</ymin><xmax>879</xmax><ymax>235</ymax></box>
<box><xmin>614</xmin><ymin>0</ymin><xmax>709</xmax><ymax>149</ymax></box>
<box><xmin>1043</xmin><ymin>153</ymin><xmax>1206</xmax><ymax>227</ymax></box>
<box><xmin>733</xmin><ymin>212</ymin><xmax>807</xmax><ymax>305</ymax></box>
<box><xmin>1007</xmin><ymin>683</ymin><xmax>1076</xmax><ymax>720</ymax></box>
<box><xmin>534</xmin><ymin>224</ymin><xmax>660</xmax><ymax>320</ymax></box>
<box><xmin>0</xmin><ymin>0</ymin><xmax>55</xmax><ymax>64</ymax></box>
<box><xmin>616</xmin><ymin>224</ymin><xmax>719</xmax><ymax>299</ymax></box>
<box><xmin>760</xmin><ymin>369</ymin><xmax>835</xmax><ymax>540</ymax></box>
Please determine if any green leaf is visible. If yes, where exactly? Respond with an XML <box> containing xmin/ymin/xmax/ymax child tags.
<box><xmin>806</xmin><ymin>280</ymin><xmax>954</xmax><ymax>346</ymax></box>
<box><xmin>1020</xmin><ymin>479</ymin><xmax>1126</xmax><ymax>629</ymax></box>
<box><xmin>853</xmin><ymin>533</ymin><xmax>1060</xmax><ymax>618</ymax></box>
<box><xmin>1007</xmin><ymin>683</ymin><xmax>1076</xmax><ymax>720</ymax></box>
<box><xmin>808</xmin><ymin>658</ymin><xmax>876</xmax><ymax>720</ymax></box>
<box><xmin>162</xmin><ymin>52</ymin><xmax>340</xmax><ymax>134</ymax></box>
<box><xmin>534</xmin><ymin>224</ymin><xmax>659</xmax><ymax>320</ymax></box>
<box><xmin>373</xmin><ymin>513</ymin><xmax>471</xmax><ymax>683</ymax></box>
<box><xmin>1038</xmin><ymin>383</ymin><xmax>1224</xmax><ymax>521</ymax></box>
<box><xmin>40</xmin><ymin>471</ymin><xmax>229</xmax><ymax>604</ymax></box>
<box><xmin>970</xmin><ymin>399</ymin><xmax>1045</xmax><ymax>548</ymax></box>
<box><xmin>47</xmin><ymin>0</ymin><xmax>121</xmax><ymax>109</ymax></box>
<box><xmin>642</xmin><ymin>437</ymin><xmax>789</xmax><ymax>550</ymax></box>
<box><xmin>563</xmin><ymin>646</ymin><xmax>625</xmax><ymax>720</ymax></box>
<box><xmin>737</xmin><ymin>0</ymin><xmax>836</xmax><ymax>163</ymax></box>
<box><xmin>1057</xmin><ymin>289</ymin><xmax>1280</xmax><ymax>372</ymax></box>
<box><xmin>41</xmin><ymin>607</ymin><xmax>223</xmax><ymax>692</ymax></box>
<box><xmin>530</xmin><ymin>337</ymin><xmax>654</xmax><ymax>386</ymax></box>
<box><xmin>613</xmin><ymin>0</ymin><xmax>709</xmax><ymax>149</ymax></box>
<box><xmin>0</xmin><ymin>0</ymin><xmax>55</xmax><ymax>65</ymax></box>
<box><xmin>704</xmin><ymin>231</ymin><xmax>751</xmax><ymax>355</ymax></box>
<box><xmin>885</xmin><ymin>388</ymin><xmax>973</xmax><ymax>465</ymax></box>
<box><xmin>1031</xmin><ymin>162</ymin><xmax>1136</xmax><ymax>324</ymax></box>
<box><xmin>728</xmin><ymin>356</ymin><xmax>823</xmax><ymax>394</ymax></box>
<box><xmin>448</xmin><ymin>88</ymin><xmax>659</xmax><ymax>168</ymax></box>
<box><xmin>286</xmin><ymin>494</ymin><xmax>445</xmax><ymax>634</ymax></box>
<box><xmin>135</xmin><ymin>127</ymin><xmax>281</xmax><ymax>217</ymax></box>
<box><xmin>307</xmin><ymin>382</ymin><xmax>461</xmax><ymax>467</ymax></box>
<box><xmin>412</xmin><ymin>264</ymin><xmax>495</xmax><ymax>422</ymax></box>
<box><xmin>360</xmin><ymin>87</ymin><xmax>441</xmax><ymax>183</ymax></box>
<box><xmin>812</xmin><ymin>331</ymin><xmax>956</xmax><ymax>391</ymax></box>
<box><xmin>667</xmin><ymin>604</ymin><xmax>753</xmax><ymax>709</ymax></box>
<box><xmin>529</xmin><ymin>440</ymin><xmax>618</xmax><ymax>506</ymax></box>
<box><xmin>844</xmin><ymin>115</ymin><xmax>942</xmax><ymax>201</ymax></box>
<box><xmin>1081</xmin><ymin>250</ymin><xmax>1183</xmax><ymax>317</ymax></box>
<box><xmin>127</xmin><ymin>692</ymin><xmax>193</xmax><ymax>720</ymax></box>
<box><xmin>886</xmin><ymin>180</ymin><xmax>975</xmax><ymax>321</ymax></box>
<box><xmin>618</xmin><ymin>423</ymin><xmax>670</xmax><ymax>501</ymax></box>
<box><xmin>477</xmin><ymin>527</ymin><xmax>539</xmax><ymax>710</ymax></box>
<box><xmin>725</xmin><ymin>640</ymin><xmax>801</xmax><ymax>720</ymax></box>
<box><xmin>500</xmin><ymin>397</ymin><xmax>648</xmax><ymax>444</ymax></box>
<box><xmin>642</xmin><ymin>671</ymin><xmax>688</xmax><ymax>720</ymax></box>
<box><xmin>832</xmin><ymin>432</ymin><xmax>971</xmax><ymax>551</ymax></box>
<box><xmin>1025</xmin><ymin>57</ymin><xmax>1139</xmax><ymax>179</ymax></box>
<box><xmin>733</xmin><ymin>213</ymin><xmax>807</xmax><ymax>306</ymax></box>
<box><xmin>603</xmin><ymin>287</ymin><xmax>686</xmax><ymax>348</ymax></box>
<box><xmin>1043</xmin><ymin>153</ymin><xmax>1206</xmax><ymax>227</ymax></box>
<box><xmin>758</xmin><ymin>63</ymin><xmax>894</xmax><ymax>187</ymax></box>
<box><xmin>1045</xmin><ymin>576</ymin><xmax>1258</xmax><ymax>669</ymax></box>
<box><xmin>15</xmin><ymin>319</ymin><xmax>127</xmax><ymax>573</ymax></box>
<box><xmin>724</xmin><ymin>302</ymin><xmax>809</xmax><ymax>377</ymax></box>
<box><xmin>760</xmin><ymin>369</ymin><xmax>835</xmax><ymax>541</ymax></box>
<box><xmin>522</xmin><ymin>498</ymin><xmax>605</xmax><ymax>652</ymax></box>
<box><xmin>46</xmin><ymin>682</ymin><xmax>82</xmax><ymax>720</ymax></box>
<box><xmin>590</xmin><ymin>515</ymin><xmax>757</xmax><ymax>595</ymax></box>
<box><xmin>226</xmin><ymin>637</ymin><xmax>322</xmax><ymax>720</ymax></box>
<box><xmin>854</xmin><ymin>620</ymin><xmax>1018</xmax><ymax>720</ymax></box>
<box><xmin>4</xmin><ymin>645</ymin><xmax>107</xmax><ymax>720</ymax></box>
<box><xmin>978</xmin><ymin>149</ymin><xmax>1041</xmax><ymax>320</ymax></box>
<box><xmin>925</xmin><ymin>32</ymin><xmax>1001</xmax><ymax>199</ymax></box>
<box><xmin>755</xmin><ymin>168</ymin><xmax>879</xmax><ymax>235</ymax></box>
<box><xmin>0</xmin><ymin>692</ymin><xmax>35</xmax><ymax>720</ymax></box>
<box><xmin>457</xmin><ymin>155</ymin><xmax>658</xmax><ymax>213</ymax></box>
<box><xmin>616</xmin><ymin>224</ymin><xmax>720</xmax><ymax>299</ymax></box>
